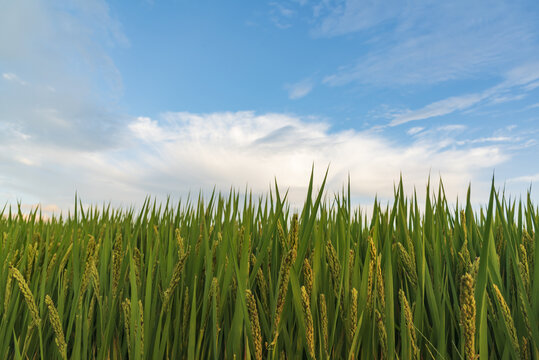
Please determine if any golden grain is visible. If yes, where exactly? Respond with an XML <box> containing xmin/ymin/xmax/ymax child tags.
<box><xmin>459</xmin><ymin>274</ymin><xmax>476</xmax><ymax>360</ymax></box>
<box><xmin>397</xmin><ymin>243</ymin><xmax>417</xmax><ymax>288</ymax></box>
<box><xmin>45</xmin><ymin>295</ymin><xmax>67</xmax><ymax>360</ymax></box>
<box><xmin>10</xmin><ymin>266</ymin><xmax>41</xmax><ymax>328</ymax></box>
<box><xmin>301</xmin><ymin>286</ymin><xmax>315</xmax><ymax>359</ymax></box>
<box><xmin>112</xmin><ymin>233</ymin><xmax>123</xmax><ymax>299</ymax></box>
<box><xmin>272</xmin><ymin>249</ymin><xmax>294</xmax><ymax>345</ymax></box>
<box><xmin>162</xmin><ymin>251</ymin><xmax>188</xmax><ymax>310</ymax></box>
<box><xmin>303</xmin><ymin>258</ymin><xmax>313</xmax><ymax>299</ymax></box>
<box><xmin>399</xmin><ymin>289</ymin><xmax>419</xmax><ymax>360</ymax></box>
<box><xmin>320</xmin><ymin>293</ymin><xmax>329</xmax><ymax>358</ymax></box>
<box><xmin>492</xmin><ymin>284</ymin><xmax>520</xmax><ymax>355</ymax></box>
<box><xmin>348</xmin><ymin>288</ymin><xmax>358</xmax><ymax>342</ymax></box>
<box><xmin>375</xmin><ymin>309</ymin><xmax>387</xmax><ymax>360</ymax></box>
<box><xmin>246</xmin><ymin>289</ymin><xmax>263</xmax><ymax>360</ymax></box>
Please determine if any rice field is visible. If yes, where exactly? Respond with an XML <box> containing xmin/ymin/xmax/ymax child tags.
<box><xmin>0</xmin><ymin>175</ymin><xmax>537</xmax><ymax>359</ymax></box>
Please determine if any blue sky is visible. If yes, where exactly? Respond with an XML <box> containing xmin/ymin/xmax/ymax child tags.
<box><xmin>1</xmin><ymin>0</ymin><xmax>539</xmax><ymax>213</ymax></box>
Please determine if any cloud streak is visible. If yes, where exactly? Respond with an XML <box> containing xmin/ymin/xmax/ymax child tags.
<box><xmin>388</xmin><ymin>62</ymin><xmax>539</xmax><ymax>125</ymax></box>
<box><xmin>318</xmin><ymin>0</ymin><xmax>539</xmax><ymax>87</ymax></box>
<box><xmin>508</xmin><ymin>173</ymin><xmax>539</xmax><ymax>183</ymax></box>
<box><xmin>285</xmin><ymin>78</ymin><xmax>315</xmax><ymax>99</ymax></box>
<box><xmin>390</xmin><ymin>94</ymin><xmax>485</xmax><ymax>126</ymax></box>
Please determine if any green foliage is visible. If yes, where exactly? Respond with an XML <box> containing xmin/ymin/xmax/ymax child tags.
<box><xmin>0</xmin><ymin>175</ymin><xmax>537</xmax><ymax>359</ymax></box>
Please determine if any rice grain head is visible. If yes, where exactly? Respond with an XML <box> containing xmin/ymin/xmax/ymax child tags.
<box><xmin>277</xmin><ymin>220</ymin><xmax>287</xmax><ymax>252</ymax></box>
<box><xmin>122</xmin><ymin>298</ymin><xmax>132</xmax><ymax>359</ymax></box>
<box><xmin>397</xmin><ymin>243</ymin><xmax>417</xmax><ymax>288</ymax></box>
<box><xmin>162</xmin><ymin>251</ymin><xmax>189</xmax><ymax>310</ymax></box>
<box><xmin>301</xmin><ymin>286</ymin><xmax>315</xmax><ymax>359</ymax></box>
<box><xmin>518</xmin><ymin>244</ymin><xmax>530</xmax><ymax>298</ymax></box>
<box><xmin>348</xmin><ymin>288</ymin><xmax>358</xmax><ymax>342</ymax></box>
<box><xmin>246</xmin><ymin>289</ymin><xmax>263</xmax><ymax>360</ymax></box>
<box><xmin>58</xmin><ymin>243</ymin><xmax>72</xmax><ymax>273</ymax></box>
<box><xmin>195</xmin><ymin>223</ymin><xmax>204</xmax><ymax>255</ymax></box>
<box><xmin>459</xmin><ymin>274</ymin><xmax>476</xmax><ymax>360</ymax></box>
<box><xmin>25</xmin><ymin>242</ymin><xmax>36</xmax><ymax>282</ymax></box>
<box><xmin>376</xmin><ymin>256</ymin><xmax>386</xmax><ymax>315</ymax></box>
<box><xmin>46</xmin><ymin>253</ymin><xmax>57</xmax><ymax>281</ymax></box>
<box><xmin>45</xmin><ymin>295</ymin><xmax>67</xmax><ymax>360</ymax></box>
<box><xmin>348</xmin><ymin>249</ymin><xmax>355</xmax><ymax>288</ymax></box>
<box><xmin>78</xmin><ymin>250</ymin><xmax>96</xmax><ymax>308</ymax></box>
<box><xmin>4</xmin><ymin>263</ymin><xmax>13</xmax><ymax>313</ymax></box>
<box><xmin>255</xmin><ymin>265</ymin><xmax>269</xmax><ymax>316</ymax></box>
<box><xmin>320</xmin><ymin>294</ymin><xmax>329</xmax><ymax>358</ymax></box>
<box><xmin>492</xmin><ymin>284</ymin><xmax>520</xmax><ymax>355</ymax></box>
<box><xmin>182</xmin><ymin>286</ymin><xmax>190</xmax><ymax>341</ymax></box>
<box><xmin>521</xmin><ymin>336</ymin><xmax>529</xmax><ymax>360</ymax></box>
<box><xmin>375</xmin><ymin>309</ymin><xmax>387</xmax><ymax>360</ymax></box>
<box><xmin>522</xmin><ymin>230</ymin><xmax>534</xmax><ymax>275</ymax></box>
<box><xmin>290</xmin><ymin>214</ymin><xmax>299</xmax><ymax>263</ymax></box>
<box><xmin>87</xmin><ymin>294</ymin><xmax>96</xmax><ymax>330</ymax></box>
<box><xmin>10</xmin><ymin>266</ymin><xmax>41</xmax><ymax>328</ymax></box>
<box><xmin>399</xmin><ymin>289</ymin><xmax>419</xmax><ymax>360</ymax></box>
<box><xmin>212</xmin><ymin>277</ymin><xmax>221</xmax><ymax>320</ymax></box>
<box><xmin>303</xmin><ymin>258</ymin><xmax>313</xmax><ymax>299</ymax></box>
<box><xmin>175</xmin><ymin>228</ymin><xmax>185</xmax><ymax>258</ymax></box>
<box><xmin>112</xmin><ymin>233</ymin><xmax>123</xmax><ymax>299</ymax></box>
<box><xmin>366</xmin><ymin>257</ymin><xmax>375</xmax><ymax>314</ymax></box>
<box><xmin>272</xmin><ymin>249</ymin><xmax>294</xmax><ymax>345</ymax></box>
<box><xmin>133</xmin><ymin>247</ymin><xmax>143</xmax><ymax>288</ymax></box>
<box><xmin>325</xmin><ymin>240</ymin><xmax>341</xmax><ymax>298</ymax></box>
<box><xmin>139</xmin><ymin>300</ymin><xmax>144</xmax><ymax>357</ymax></box>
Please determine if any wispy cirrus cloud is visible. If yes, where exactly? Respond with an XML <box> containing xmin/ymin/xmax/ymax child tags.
<box><xmin>390</xmin><ymin>94</ymin><xmax>485</xmax><ymax>126</ymax></box>
<box><xmin>269</xmin><ymin>2</ymin><xmax>296</xmax><ymax>29</ymax></box>
<box><xmin>317</xmin><ymin>1</ymin><xmax>539</xmax><ymax>87</ymax></box>
<box><xmin>388</xmin><ymin>62</ymin><xmax>539</xmax><ymax>126</ymax></box>
<box><xmin>2</xmin><ymin>72</ymin><xmax>27</xmax><ymax>85</ymax></box>
<box><xmin>508</xmin><ymin>173</ymin><xmax>539</xmax><ymax>183</ymax></box>
<box><xmin>285</xmin><ymin>78</ymin><xmax>315</xmax><ymax>99</ymax></box>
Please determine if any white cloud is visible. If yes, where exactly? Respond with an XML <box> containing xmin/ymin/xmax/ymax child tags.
<box><xmin>507</xmin><ymin>174</ymin><xmax>539</xmax><ymax>183</ymax></box>
<box><xmin>407</xmin><ymin>127</ymin><xmax>424</xmax><ymax>135</ymax></box>
<box><xmin>456</xmin><ymin>137</ymin><xmax>514</xmax><ymax>146</ymax></box>
<box><xmin>285</xmin><ymin>78</ymin><xmax>315</xmax><ymax>99</ymax></box>
<box><xmin>2</xmin><ymin>72</ymin><xmax>26</xmax><ymax>85</ymax></box>
<box><xmin>0</xmin><ymin>111</ymin><xmax>514</xmax><ymax>211</ymax></box>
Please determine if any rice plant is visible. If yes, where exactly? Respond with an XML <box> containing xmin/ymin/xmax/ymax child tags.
<box><xmin>0</xmin><ymin>174</ymin><xmax>537</xmax><ymax>359</ymax></box>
